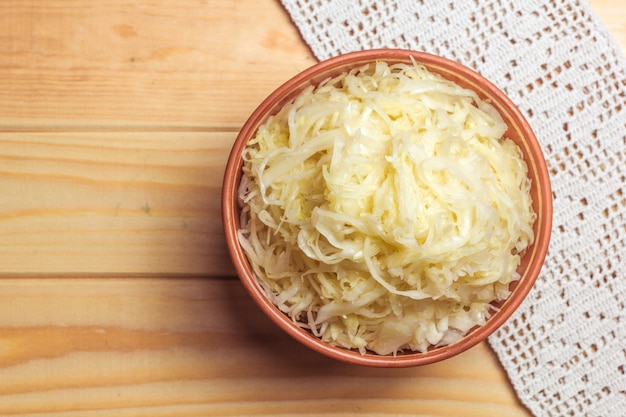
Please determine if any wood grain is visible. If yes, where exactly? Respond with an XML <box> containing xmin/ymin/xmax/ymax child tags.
<box><xmin>0</xmin><ymin>0</ymin><xmax>623</xmax><ymax>415</ymax></box>
<box><xmin>0</xmin><ymin>0</ymin><xmax>315</xmax><ymax>129</ymax></box>
<box><xmin>0</xmin><ymin>0</ymin><xmax>314</xmax><ymax>276</ymax></box>
<box><xmin>1</xmin><ymin>0</ymin><xmax>623</xmax><ymax>276</ymax></box>
<box><xmin>0</xmin><ymin>132</ymin><xmax>235</xmax><ymax>275</ymax></box>
<box><xmin>592</xmin><ymin>0</ymin><xmax>626</xmax><ymax>51</ymax></box>
<box><xmin>0</xmin><ymin>278</ymin><xmax>531</xmax><ymax>417</ymax></box>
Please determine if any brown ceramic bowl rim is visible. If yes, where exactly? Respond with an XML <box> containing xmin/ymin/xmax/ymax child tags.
<box><xmin>222</xmin><ymin>49</ymin><xmax>553</xmax><ymax>367</ymax></box>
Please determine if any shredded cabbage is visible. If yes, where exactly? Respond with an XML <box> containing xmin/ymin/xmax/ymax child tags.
<box><xmin>238</xmin><ymin>60</ymin><xmax>535</xmax><ymax>355</ymax></box>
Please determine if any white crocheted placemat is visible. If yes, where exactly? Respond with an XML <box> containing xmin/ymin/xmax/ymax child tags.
<box><xmin>279</xmin><ymin>0</ymin><xmax>626</xmax><ymax>415</ymax></box>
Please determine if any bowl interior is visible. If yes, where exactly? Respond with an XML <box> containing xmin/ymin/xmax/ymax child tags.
<box><xmin>222</xmin><ymin>49</ymin><xmax>552</xmax><ymax>367</ymax></box>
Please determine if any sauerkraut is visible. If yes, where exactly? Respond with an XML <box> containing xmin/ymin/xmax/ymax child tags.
<box><xmin>237</xmin><ymin>60</ymin><xmax>535</xmax><ymax>355</ymax></box>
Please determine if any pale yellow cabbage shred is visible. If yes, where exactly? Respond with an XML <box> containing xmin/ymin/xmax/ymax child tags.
<box><xmin>238</xmin><ymin>61</ymin><xmax>535</xmax><ymax>355</ymax></box>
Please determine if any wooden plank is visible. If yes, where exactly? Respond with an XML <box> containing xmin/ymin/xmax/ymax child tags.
<box><xmin>0</xmin><ymin>132</ymin><xmax>236</xmax><ymax>276</ymax></box>
<box><xmin>591</xmin><ymin>0</ymin><xmax>626</xmax><ymax>52</ymax></box>
<box><xmin>1</xmin><ymin>0</ymin><xmax>622</xmax><ymax>131</ymax></box>
<box><xmin>0</xmin><ymin>0</ymin><xmax>315</xmax><ymax>129</ymax></box>
<box><xmin>0</xmin><ymin>277</ymin><xmax>531</xmax><ymax>417</ymax></box>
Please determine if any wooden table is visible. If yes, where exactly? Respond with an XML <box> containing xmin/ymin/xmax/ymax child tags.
<box><xmin>1</xmin><ymin>1</ymin><xmax>623</xmax><ymax>415</ymax></box>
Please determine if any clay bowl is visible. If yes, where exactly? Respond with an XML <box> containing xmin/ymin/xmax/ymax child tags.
<box><xmin>222</xmin><ymin>49</ymin><xmax>552</xmax><ymax>367</ymax></box>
